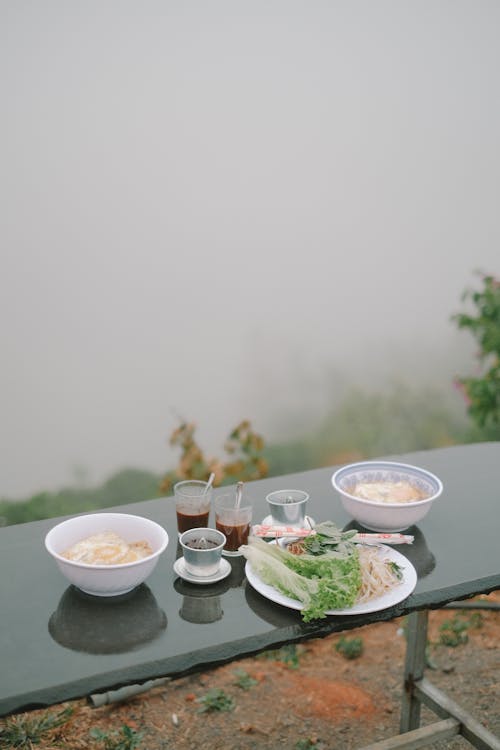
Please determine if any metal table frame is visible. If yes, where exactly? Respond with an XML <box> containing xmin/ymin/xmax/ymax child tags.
<box><xmin>360</xmin><ymin>609</ymin><xmax>500</xmax><ymax>750</ymax></box>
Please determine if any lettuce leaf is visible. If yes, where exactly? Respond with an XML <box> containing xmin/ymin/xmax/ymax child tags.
<box><xmin>241</xmin><ymin>537</ymin><xmax>362</xmax><ymax>622</ymax></box>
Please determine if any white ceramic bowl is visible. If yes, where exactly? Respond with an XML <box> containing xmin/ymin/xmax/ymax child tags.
<box><xmin>331</xmin><ymin>461</ymin><xmax>443</xmax><ymax>532</ymax></box>
<box><xmin>45</xmin><ymin>512</ymin><xmax>169</xmax><ymax>596</ymax></box>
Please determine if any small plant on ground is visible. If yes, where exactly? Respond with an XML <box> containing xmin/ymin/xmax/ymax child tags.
<box><xmin>256</xmin><ymin>643</ymin><xmax>302</xmax><ymax>669</ymax></box>
<box><xmin>468</xmin><ymin>611</ymin><xmax>484</xmax><ymax>629</ymax></box>
<box><xmin>295</xmin><ymin>738</ymin><xmax>325</xmax><ymax>749</ymax></box>
<box><xmin>196</xmin><ymin>688</ymin><xmax>235</xmax><ymax>713</ymax></box>
<box><xmin>335</xmin><ymin>635</ymin><xmax>364</xmax><ymax>660</ymax></box>
<box><xmin>232</xmin><ymin>669</ymin><xmax>258</xmax><ymax>690</ymax></box>
<box><xmin>438</xmin><ymin>612</ymin><xmax>483</xmax><ymax>648</ymax></box>
<box><xmin>0</xmin><ymin>706</ymin><xmax>73</xmax><ymax>748</ymax></box>
<box><xmin>89</xmin><ymin>724</ymin><xmax>143</xmax><ymax>750</ymax></box>
<box><xmin>439</xmin><ymin>618</ymin><xmax>469</xmax><ymax>647</ymax></box>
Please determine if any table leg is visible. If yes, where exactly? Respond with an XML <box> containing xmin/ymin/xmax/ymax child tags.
<box><xmin>361</xmin><ymin>608</ymin><xmax>500</xmax><ymax>749</ymax></box>
<box><xmin>399</xmin><ymin>609</ymin><xmax>428</xmax><ymax>733</ymax></box>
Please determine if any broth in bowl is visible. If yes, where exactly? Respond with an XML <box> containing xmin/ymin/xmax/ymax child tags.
<box><xmin>348</xmin><ymin>480</ymin><xmax>429</xmax><ymax>504</ymax></box>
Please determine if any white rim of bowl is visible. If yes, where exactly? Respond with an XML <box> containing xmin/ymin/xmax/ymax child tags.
<box><xmin>44</xmin><ymin>513</ymin><xmax>169</xmax><ymax>570</ymax></box>
<box><xmin>331</xmin><ymin>461</ymin><xmax>443</xmax><ymax>507</ymax></box>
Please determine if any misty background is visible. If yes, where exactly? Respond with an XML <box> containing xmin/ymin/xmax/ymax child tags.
<box><xmin>2</xmin><ymin>1</ymin><xmax>499</xmax><ymax>500</ymax></box>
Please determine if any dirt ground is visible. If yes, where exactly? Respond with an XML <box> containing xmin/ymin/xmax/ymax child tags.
<box><xmin>2</xmin><ymin>592</ymin><xmax>499</xmax><ymax>750</ymax></box>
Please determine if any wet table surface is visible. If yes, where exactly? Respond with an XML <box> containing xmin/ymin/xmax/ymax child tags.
<box><xmin>1</xmin><ymin>443</ymin><xmax>499</xmax><ymax>716</ymax></box>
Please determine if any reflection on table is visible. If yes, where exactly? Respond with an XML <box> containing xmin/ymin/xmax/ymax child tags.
<box><xmin>173</xmin><ymin>551</ymin><xmax>246</xmax><ymax>624</ymax></box>
<box><xmin>174</xmin><ymin>578</ymin><xmax>227</xmax><ymax>624</ymax></box>
<box><xmin>48</xmin><ymin>584</ymin><xmax>167</xmax><ymax>654</ymax></box>
<box><xmin>244</xmin><ymin>578</ymin><xmax>301</xmax><ymax>627</ymax></box>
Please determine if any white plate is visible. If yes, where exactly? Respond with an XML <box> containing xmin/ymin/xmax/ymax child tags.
<box><xmin>173</xmin><ymin>556</ymin><xmax>231</xmax><ymax>585</ymax></box>
<box><xmin>245</xmin><ymin>544</ymin><xmax>417</xmax><ymax>616</ymax></box>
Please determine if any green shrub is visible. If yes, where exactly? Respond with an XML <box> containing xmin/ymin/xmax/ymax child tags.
<box><xmin>438</xmin><ymin>613</ymin><xmax>484</xmax><ymax>648</ymax></box>
<box><xmin>232</xmin><ymin>669</ymin><xmax>258</xmax><ymax>690</ymax></box>
<box><xmin>196</xmin><ymin>688</ymin><xmax>235</xmax><ymax>713</ymax></box>
<box><xmin>89</xmin><ymin>725</ymin><xmax>143</xmax><ymax>750</ymax></box>
<box><xmin>335</xmin><ymin>636</ymin><xmax>364</xmax><ymax>660</ymax></box>
<box><xmin>453</xmin><ymin>272</ymin><xmax>500</xmax><ymax>431</ymax></box>
<box><xmin>257</xmin><ymin>643</ymin><xmax>302</xmax><ymax>669</ymax></box>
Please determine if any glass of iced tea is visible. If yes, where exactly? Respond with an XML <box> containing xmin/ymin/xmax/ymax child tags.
<box><xmin>174</xmin><ymin>480</ymin><xmax>212</xmax><ymax>537</ymax></box>
<box><xmin>214</xmin><ymin>492</ymin><xmax>252</xmax><ymax>556</ymax></box>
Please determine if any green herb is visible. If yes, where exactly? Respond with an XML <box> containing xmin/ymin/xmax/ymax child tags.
<box><xmin>302</xmin><ymin>522</ymin><xmax>357</xmax><ymax>556</ymax></box>
<box><xmin>387</xmin><ymin>561</ymin><xmax>403</xmax><ymax>580</ymax></box>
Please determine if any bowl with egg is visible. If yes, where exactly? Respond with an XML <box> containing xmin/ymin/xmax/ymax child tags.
<box><xmin>331</xmin><ymin>461</ymin><xmax>443</xmax><ymax>532</ymax></box>
<box><xmin>45</xmin><ymin>512</ymin><xmax>169</xmax><ymax>596</ymax></box>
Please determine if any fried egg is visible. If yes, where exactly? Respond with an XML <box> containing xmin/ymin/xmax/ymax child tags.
<box><xmin>61</xmin><ymin>531</ymin><xmax>153</xmax><ymax>565</ymax></box>
<box><xmin>350</xmin><ymin>480</ymin><xmax>427</xmax><ymax>504</ymax></box>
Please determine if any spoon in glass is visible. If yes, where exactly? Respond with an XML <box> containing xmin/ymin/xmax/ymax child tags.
<box><xmin>235</xmin><ymin>481</ymin><xmax>244</xmax><ymax>509</ymax></box>
<box><xmin>203</xmin><ymin>472</ymin><xmax>215</xmax><ymax>495</ymax></box>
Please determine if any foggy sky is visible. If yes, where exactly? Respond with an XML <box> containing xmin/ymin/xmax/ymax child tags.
<box><xmin>2</xmin><ymin>1</ymin><xmax>500</xmax><ymax>498</ymax></box>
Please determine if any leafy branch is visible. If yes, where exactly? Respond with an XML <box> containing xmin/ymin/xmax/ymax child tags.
<box><xmin>159</xmin><ymin>419</ymin><xmax>268</xmax><ymax>494</ymax></box>
<box><xmin>452</xmin><ymin>272</ymin><xmax>500</xmax><ymax>428</ymax></box>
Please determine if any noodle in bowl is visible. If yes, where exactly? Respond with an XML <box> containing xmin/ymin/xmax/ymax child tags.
<box><xmin>331</xmin><ymin>461</ymin><xmax>443</xmax><ymax>532</ymax></box>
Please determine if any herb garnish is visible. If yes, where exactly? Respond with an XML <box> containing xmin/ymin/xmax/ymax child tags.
<box><xmin>302</xmin><ymin>521</ymin><xmax>357</xmax><ymax>555</ymax></box>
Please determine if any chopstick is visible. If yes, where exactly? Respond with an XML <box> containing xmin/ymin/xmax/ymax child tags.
<box><xmin>251</xmin><ymin>524</ymin><xmax>414</xmax><ymax>545</ymax></box>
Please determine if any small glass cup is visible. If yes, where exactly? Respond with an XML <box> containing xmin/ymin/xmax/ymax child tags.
<box><xmin>179</xmin><ymin>527</ymin><xmax>226</xmax><ymax>577</ymax></box>
<box><xmin>174</xmin><ymin>480</ymin><xmax>212</xmax><ymax>536</ymax></box>
<box><xmin>266</xmin><ymin>489</ymin><xmax>309</xmax><ymax>526</ymax></box>
<box><xmin>214</xmin><ymin>493</ymin><xmax>252</xmax><ymax>557</ymax></box>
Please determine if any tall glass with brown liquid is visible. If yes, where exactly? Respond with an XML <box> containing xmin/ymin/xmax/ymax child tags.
<box><xmin>174</xmin><ymin>480</ymin><xmax>212</xmax><ymax>536</ymax></box>
<box><xmin>214</xmin><ymin>492</ymin><xmax>252</xmax><ymax>556</ymax></box>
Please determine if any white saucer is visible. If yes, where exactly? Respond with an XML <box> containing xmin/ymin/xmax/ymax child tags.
<box><xmin>260</xmin><ymin>515</ymin><xmax>316</xmax><ymax>528</ymax></box>
<box><xmin>173</xmin><ymin>556</ymin><xmax>231</xmax><ymax>585</ymax></box>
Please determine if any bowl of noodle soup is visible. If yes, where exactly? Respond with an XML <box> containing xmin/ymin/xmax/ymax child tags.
<box><xmin>45</xmin><ymin>512</ymin><xmax>169</xmax><ymax>596</ymax></box>
<box><xmin>331</xmin><ymin>460</ymin><xmax>443</xmax><ymax>532</ymax></box>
